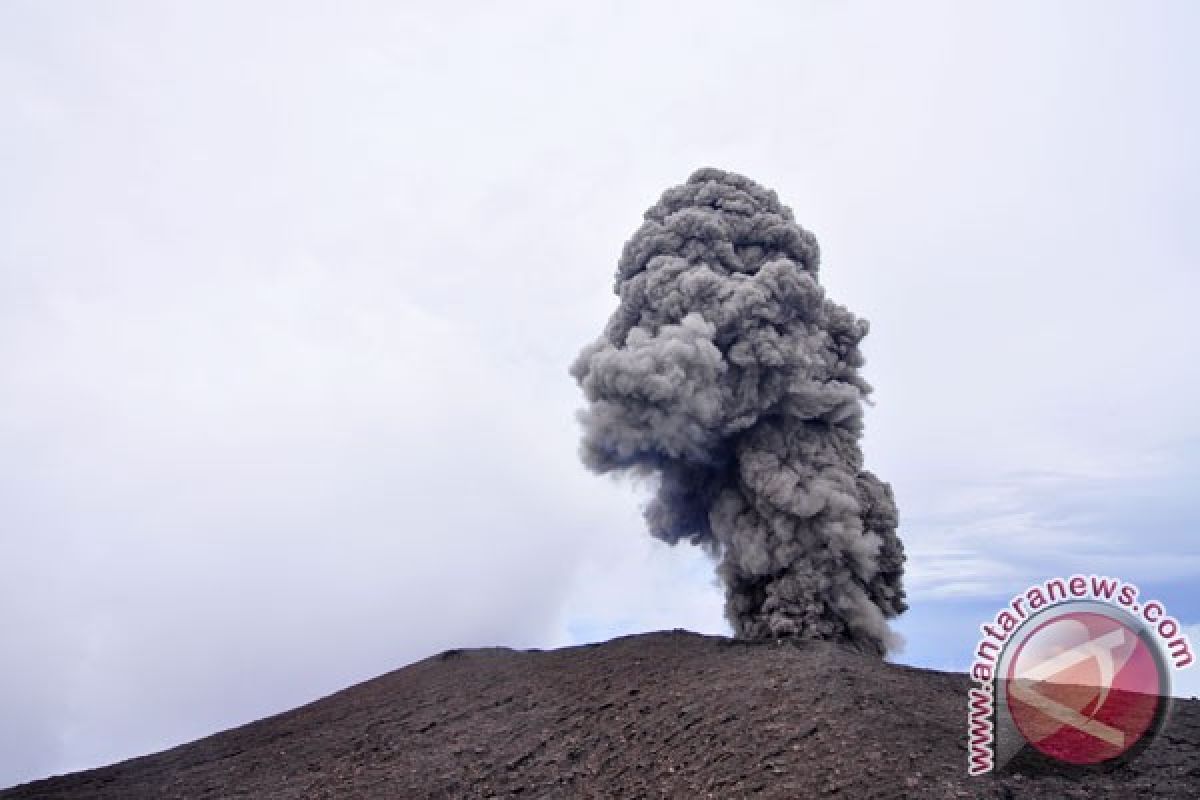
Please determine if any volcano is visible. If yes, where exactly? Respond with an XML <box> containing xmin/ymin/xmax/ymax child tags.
<box><xmin>3</xmin><ymin>631</ymin><xmax>1197</xmax><ymax>798</ymax></box>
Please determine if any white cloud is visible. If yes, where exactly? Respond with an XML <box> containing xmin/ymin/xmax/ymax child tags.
<box><xmin>1171</xmin><ymin>625</ymin><xmax>1200</xmax><ymax>699</ymax></box>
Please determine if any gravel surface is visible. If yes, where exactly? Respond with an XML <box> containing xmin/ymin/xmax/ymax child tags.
<box><xmin>3</xmin><ymin>630</ymin><xmax>1197</xmax><ymax>798</ymax></box>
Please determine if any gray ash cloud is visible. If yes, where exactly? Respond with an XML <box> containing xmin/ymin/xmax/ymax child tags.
<box><xmin>571</xmin><ymin>168</ymin><xmax>906</xmax><ymax>655</ymax></box>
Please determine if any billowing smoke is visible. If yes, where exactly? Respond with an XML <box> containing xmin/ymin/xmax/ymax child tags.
<box><xmin>571</xmin><ymin>168</ymin><xmax>906</xmax><ymax>655</ymax></box>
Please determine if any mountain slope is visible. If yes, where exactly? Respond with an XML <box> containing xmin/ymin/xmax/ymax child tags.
<box><xmin>3</xmin><ymin>631</ymin><xmax>1197</xmax><ymax>798</ymax></box>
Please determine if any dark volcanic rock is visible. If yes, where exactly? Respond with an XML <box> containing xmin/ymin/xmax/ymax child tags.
<box><xmin>3</xmin><ymin>630</ymin><xmax>1197</xmax><ymax>798</ymax></box>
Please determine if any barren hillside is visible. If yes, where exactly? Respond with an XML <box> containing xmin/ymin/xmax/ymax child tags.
<box><xmin>4</xmin><ymin>631</ymin><xmax>1197</xmax><ymax>799</ymax></box>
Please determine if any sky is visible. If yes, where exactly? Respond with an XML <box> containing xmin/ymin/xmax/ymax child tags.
<box><xmin>2</xmin><ymin>0</ymin><xmax>1199</xmax><ymax>788</ymax></box>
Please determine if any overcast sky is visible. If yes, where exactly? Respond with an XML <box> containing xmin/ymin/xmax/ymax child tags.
<box><xmin>3</xmin><ymin>0</ymin><xmax>1199</xmax><ymax>788</ymax></box>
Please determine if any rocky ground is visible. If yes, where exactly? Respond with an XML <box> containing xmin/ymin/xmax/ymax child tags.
<box><xmin>3</xmin><ymin>630</ymin><xmax>1197</xmax><ymax>798</ymax></box>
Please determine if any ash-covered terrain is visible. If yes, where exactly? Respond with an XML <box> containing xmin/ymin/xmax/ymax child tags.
<box><xmin>3</xmin><ymin>631</ymin><xmax>1197</xmax><ymax>799</ymax></box>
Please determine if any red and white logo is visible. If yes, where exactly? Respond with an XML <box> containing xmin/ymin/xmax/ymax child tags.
<box><xmin>1004</xmin><ymin>609</ymin><xmax>1166</xmax><ymax>765</ymax></box>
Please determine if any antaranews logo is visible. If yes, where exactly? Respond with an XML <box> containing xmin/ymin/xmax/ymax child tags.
<box><xmin>966</xmin><ymin>575</ymin><xmax>1194</xmax><ymax>775</ymax></box>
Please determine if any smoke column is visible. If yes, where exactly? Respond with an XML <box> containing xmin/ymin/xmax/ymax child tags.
<box><xmin>571</xmin><ymin>168</ymin><xmax>906</xmax><ymax>655</ymax></box>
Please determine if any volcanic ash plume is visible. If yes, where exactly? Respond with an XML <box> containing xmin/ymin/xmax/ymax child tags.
<box><xmin>571</xmin><ymin>168</ymin><xmax>906</xmax><ymax>655</ymax></box>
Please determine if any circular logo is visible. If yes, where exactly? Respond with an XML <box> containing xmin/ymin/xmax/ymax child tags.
<box><xmin>1004</xmin><ymin>606</ymin><xmax>1168</xmax><ymax>765</ymax></box>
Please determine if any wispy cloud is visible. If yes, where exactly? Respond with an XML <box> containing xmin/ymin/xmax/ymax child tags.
<box><xmin>903</xmin><ymin>453</ymin><xmax>1200</xmax><ymax>602</ymax></box>
<box><xmin>1174</xmin><ymin>625</ymin><xmax>1200</xmax><ymax>699</ymax></box>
